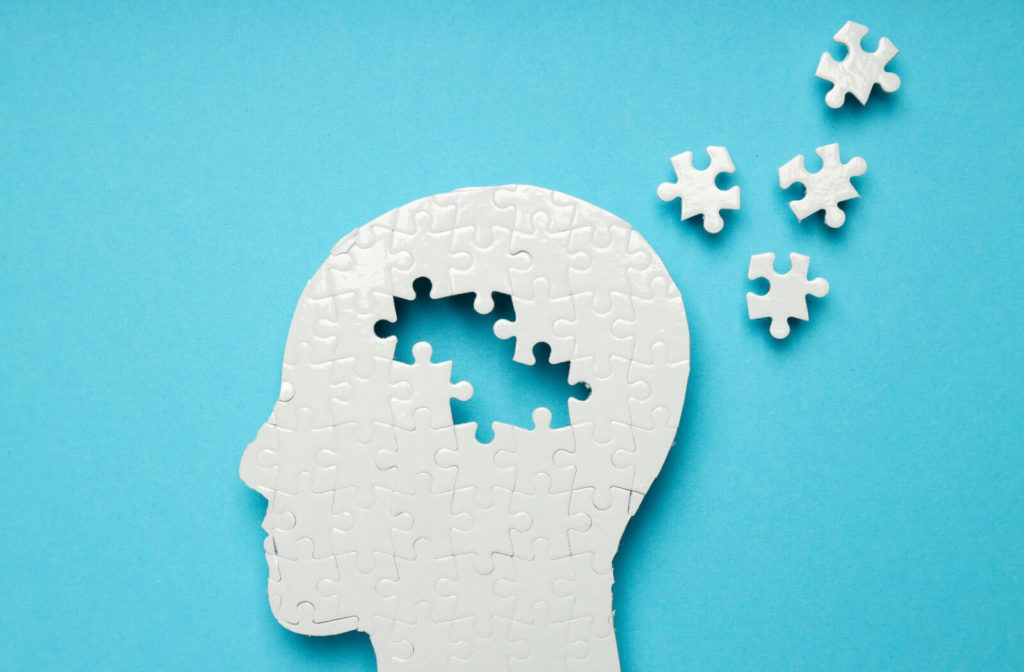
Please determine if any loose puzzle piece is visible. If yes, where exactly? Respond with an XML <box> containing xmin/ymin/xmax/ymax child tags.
<box><xmin>815</xmin><ymin>20</ymin><xmax>900</xmax><ymax>109</ymax></box>
<box><xmin>779</xmin><ymin>143</ymin><xmax>866</xmax><ymax>228</ymax></box>
<box><xmin>239</xmin><ymin>185</ymin><xmax>690</xmax><ymax>671</ymax></box>
<box><xmin>657</xmin><ymin>146</ymin><xmax>740</xmax><ymax>234</ymax></box>
<box><xmin>747</xmin><ymin>252</ymin><xmax>830</xmax><ymax>339</ymax></box>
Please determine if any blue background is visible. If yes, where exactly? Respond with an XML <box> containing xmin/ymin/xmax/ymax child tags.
<box><xmin>3</xmin><ymin>1</ymin><xmax>1022</xmax><ymax>670</ymax></box>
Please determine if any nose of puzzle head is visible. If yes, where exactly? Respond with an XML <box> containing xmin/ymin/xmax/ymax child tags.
<box><xmin>239</xmin><ymin>421</ymin><xmax>276</xmax><ymax>495</ymax></box>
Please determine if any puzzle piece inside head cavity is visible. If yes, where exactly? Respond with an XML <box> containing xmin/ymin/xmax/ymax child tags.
<box><xmin>657</xmin><ymin>146</ymin><xmax>740</xmax><ymax>234</ymax></box>
<box><xmin>239</xmin><ymin>185</ymin><xmax>691</xmax><ymax>671</ymax></box>
<box><xmin>747</xmin><ymin>252</ymin><xmax>830</xmax><ymax>339</ymax></box>
<box><xmin>815</xmin><ymin>20</ymin><xmax>900</xmax><ymax>109</ymax></box>
<box><xmin>779</xmin><ymin>143</ymin><xmax>866</xmax><ymax>229</ymax></box>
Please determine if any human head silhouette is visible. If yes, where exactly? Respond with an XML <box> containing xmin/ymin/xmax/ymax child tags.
<box><xmin>240</xmin><ymin>185</ymin><xmax>689</xmax><ymax>670</ymax></box>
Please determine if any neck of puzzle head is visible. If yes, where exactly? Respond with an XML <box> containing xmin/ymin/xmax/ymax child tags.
<box><xmin>370</xmin><ymin>559</ymin><xmax>621</xmax><ymax>671</ymax></box>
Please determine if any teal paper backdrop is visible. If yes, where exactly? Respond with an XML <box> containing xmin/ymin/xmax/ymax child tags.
<box><xmin>3</xmin><ymin>2</ymin><xmax>1022</xmax><ymax>669</ymax></box>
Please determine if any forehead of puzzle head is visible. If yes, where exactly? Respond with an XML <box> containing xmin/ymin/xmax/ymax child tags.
<box><xmin>283</xmin><ymin>185</ymin><xmax>690</xmax><ymax>420</ymax></box>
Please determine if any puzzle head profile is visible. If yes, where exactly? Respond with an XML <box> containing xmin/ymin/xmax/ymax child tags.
<box><xmin>239</xmin><ymin>185</ymin><xmax>690</xmax><ymax>669</ymax></box>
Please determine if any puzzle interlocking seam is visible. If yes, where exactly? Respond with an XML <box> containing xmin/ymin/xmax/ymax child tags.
<box><xmin>240</xmin><ymin>185</ymin><xmax>691</xmax><ymax>671</ymax></box>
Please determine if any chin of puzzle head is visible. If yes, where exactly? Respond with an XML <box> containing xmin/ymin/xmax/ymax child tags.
<box><xmin>239</xmin><ymin>185</ymin><xmax>690</xmax><ymax>671</ymax></box>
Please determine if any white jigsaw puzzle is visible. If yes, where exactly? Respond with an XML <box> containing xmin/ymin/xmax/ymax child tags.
<box><xmin>779</xmin><ymin>143</ymin><xmax>866</xmax><ymax>229</ymax></box>
<box><xmin>747</xmin><ymin>252</ymin><xmax>830</xmax><ymax>339</ymax></box>
<box><xmin>657</xmin><ymin>146</ymin><xmax>740</xmax><ymax>234</ymax></box>
<box><xmin>815</xmin><ymin>20</ymin><xmax>900</xmax><ymax>109</ymax></box>
<box><xmin>239</xmin><ymin>185</ymin><xmax>691</xmax><ymax>671</ymax></box>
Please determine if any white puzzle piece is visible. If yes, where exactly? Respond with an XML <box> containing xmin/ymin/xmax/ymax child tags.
<box><xmin>815</xmin><ymin>20</ymin><xmax>900</xmax><ymax>109</ymax></box>
<box><xmin>747</xmin><ymin>252</ymin><xmax>830</xmax><ymax>339</ymax></box>
<box><xmin>239</xmin><ymin>185</ymin><xmax>691</xmax><ymax>671</ymax></box>
<box><xmin>779</xmin><ymin>143</ymin><xmax>866</xmax><ymax>229</ymax></box>
<box><xmin>657</xmin><ymin>146</ymin><xmax>740</xmax><ymax>234</ymax></box>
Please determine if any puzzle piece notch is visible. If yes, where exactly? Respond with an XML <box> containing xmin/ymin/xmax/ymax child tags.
<box><xmin>657</xmin><ymin>146</ymin><xmax>740</xmax><ymax>234</ymax></box>
<box><xmin>779</xmin><ymin>143</ymin><xmax>866</xmax><ymax>228</ymax></box>
<box><xmin>815</xmin><ymin>20</ymin><xmax>900</xmax><ymax>108</ymax></box>
<box><xmin>747</xmin><ymin>252</ymin><xmax>830</xmax><ymax>339</ymax></box>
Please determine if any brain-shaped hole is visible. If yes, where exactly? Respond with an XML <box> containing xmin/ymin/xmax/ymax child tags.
<box><xmin>374</xmin><ymin>277</ymin><xmax>590</xmax><ymax>441</ymax></box>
